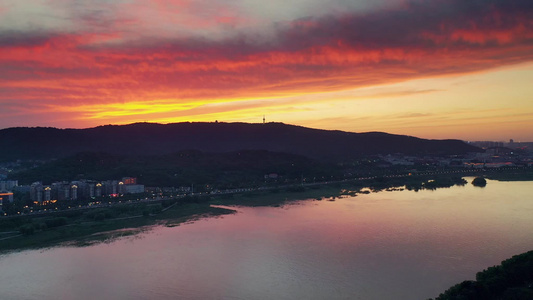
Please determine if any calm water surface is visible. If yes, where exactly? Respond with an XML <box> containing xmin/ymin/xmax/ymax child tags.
<box><xmin>1</xmin><ymin>179</ymin><xmax>532</xmax><ymax>300</ymax></box>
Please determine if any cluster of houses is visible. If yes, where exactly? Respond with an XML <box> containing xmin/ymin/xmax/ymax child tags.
<box><xmin>0</xmin><ymin>180</ymin><xmax>17</xmax><ymax>210</ymax></box>
<box><xmin>1</xmin><ymin>178</ymin><xmax>144</xmax><ymax>207</ymax></box>
<box><xmin>380</xmin><ymin>147</ymin><xmax>532</xmax><ymax>169</ymax></box>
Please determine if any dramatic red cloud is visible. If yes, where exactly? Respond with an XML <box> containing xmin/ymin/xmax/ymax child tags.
<box><xmin>0</xmin><ymin>0</ymin><xmax>531</xmax><ymax>127</ymax></box>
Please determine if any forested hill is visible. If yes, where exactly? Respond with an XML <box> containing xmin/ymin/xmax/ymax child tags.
<box><xmin>0</xmin><ymin>122</ymin><xmax>481</xmax><ymax>161</ymax></box>
<box><xmin>11</xmin><ymin>150</ymin><xmax>340</xmax><ymax>187</ymax></box>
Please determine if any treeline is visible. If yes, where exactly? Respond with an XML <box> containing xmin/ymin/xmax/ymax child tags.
<box><xmin>432</xmin><ymin>250</ymin><xmax>533</xmax><ymax>299</ymax></box>
<box><xmin>10</xmin><ymin>150</ymin><xmax>342</xmax><ymax>188</ymax></box>
<box><xmin>359</xmin><ymin>175</ymin><xmax>468</xmax><ymax>192</ymax></box>
<box><xmin>0</xmin><ymin>194</ymin><xmax>211</xmax><ymax>233</ymax></box>
<box><xmin>18</xmin><ymin>217</ymin><xmax>68</xmax><ymax>235</ymax></box>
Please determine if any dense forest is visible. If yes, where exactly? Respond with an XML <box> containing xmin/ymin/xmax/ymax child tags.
<box><xmin>11</xmin><ymin>150</ymin><xmax>342</xmax><ymax>188</ymax></box>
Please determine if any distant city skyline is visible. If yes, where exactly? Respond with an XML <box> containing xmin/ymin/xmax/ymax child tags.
<box><xmin>1</xmin><ymin>0</ymin><xmax>532</xmax><ymax>141</ymax></box>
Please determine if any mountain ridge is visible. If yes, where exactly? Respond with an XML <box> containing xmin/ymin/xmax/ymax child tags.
<box><xmin>0</xmin><ymin>122</ymin><xmax>481</xmax><ymax>162</ymax></box>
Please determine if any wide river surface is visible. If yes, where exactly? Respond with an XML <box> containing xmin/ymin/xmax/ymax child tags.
<box><xmin>1</xmin><ymin>179</ymin><xmax>532</xmax><ymax>299</ymax></box>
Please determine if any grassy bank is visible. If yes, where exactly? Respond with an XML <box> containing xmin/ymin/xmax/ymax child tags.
<box><xmin>0</xmin><ymin>202</ymin><xmax>234</xmax><ymax>253</ymax></box>
<box><xmin>210</xmin><ymin>174</ymin><xmax>471</xmax><ymax>207</ymax></box>
<box><xmin>211</xmin><ymin>185</ymin><xmax>348</xmax><ymax>207</ymax></box>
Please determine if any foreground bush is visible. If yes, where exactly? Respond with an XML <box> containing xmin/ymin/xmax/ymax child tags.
<box><xmin>434</xmin><ymin>250</ymin><xmax>533</xmax><ymax>299</ymax></box>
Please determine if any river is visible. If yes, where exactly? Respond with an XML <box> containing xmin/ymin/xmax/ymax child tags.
<box><xmin>1</xmin><ymin>178</ymin><xmax>532</xmax><ymax>299</ymax></box>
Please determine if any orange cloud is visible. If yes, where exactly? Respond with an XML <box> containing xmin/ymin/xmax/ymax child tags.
<box><xmin>0</xmin><ymin>0</ymin><xmax>532</xmax><ymax>131</ymax></box>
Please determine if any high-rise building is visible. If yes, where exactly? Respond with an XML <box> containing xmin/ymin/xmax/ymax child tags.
<box><xmin>105</xmin><ymin>180</ymin><xmax>119</xmax><ymax>195</ymax></box>
<box><xmin>52</xmin><ymin>182</ymin><xmax>71</xmax><ymax>201</ymax></box>
<box><xmin>0</xmin><ymin>192</ymin><xmax>14</xmax><ymax>209</ymax></box>
<box><xmin>44</xmin><ymin>187</ymin><xmax>51</xmax><ymax>202</ymax></box>
<box><xmin>95</xmin><ymin>183</ymin><xmax>102</xmax><ymax>197</ymax></box>
<box><xmin>30</xmin><ymin>182</ymin><xmax>44</xmax><ymax>203</ymax></box>
<box><xmin>71</xmin><ymin>185</ymin><xmax>78</xmax><ymax>200</ymax></box>
<box><xmin>89</xmin><ymin>183</ymin><xmax>95</xmax><ymax>198</ymax></box>
<box><xmin>0</xmin><ymin>180</ymin><xmax>18</xmax><ymax>192</ymax></box>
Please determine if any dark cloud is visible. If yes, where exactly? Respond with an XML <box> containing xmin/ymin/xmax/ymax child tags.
<box><xmin>90</xmin><ymin>0</ymin><xmax>532</xmax><ymax>69</ymax></box>
<box><xmin>0</xmin><ymin>31</ymin><xmax>55</xmax><ymax>47</ymax></box>
<box><xmin>0</xmin><ymin>0</ymin><xmax>531</xmax><ymax>107</ymax></box>
<box><xmin>274</xmin><ymin>0</ymin><xmax>533</xmax><ymax>50</ymax></box>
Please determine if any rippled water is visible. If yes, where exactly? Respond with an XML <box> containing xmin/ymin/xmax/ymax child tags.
<box><xmin>1</xmin><ymin>179</ymin><xmax>532</xmax><ymax>300</ymax></box>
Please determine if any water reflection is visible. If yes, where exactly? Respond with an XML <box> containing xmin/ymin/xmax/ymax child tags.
<box><xmin>0</xmin><ymin>179</ymin><xmax>532</xmax><ymax>300</ymax></box>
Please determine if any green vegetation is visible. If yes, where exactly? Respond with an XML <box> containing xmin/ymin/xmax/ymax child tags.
<box><xmin>0</xmin><ymin>199</ymin><xmax>234</xmax><ymax>253</ymax></box>
<box><xmin>10</xmin><ymin>151</ymin><xmax>341</xmax><ymax>189</ymax></box>
<box><xmin>486</xmin><ymin>169</ymin><xmax>533</xmax><ymax>181</ymax></box>
<box><xmin>405</xmin><ymin>176</ymin><xmax>467</xmax><ymax>191</ymax></box>
<box><xmin>472</xmin><ymin>176</ymin><xmax>487</xmax><ymax>187</ymax></box>
<box><xmin>210</xmin><ymin>185</ymin><xmax>346</xmax><ymax>207</ymax></box>
<box><xmin>432</xmin><ymin>250</ymin><xmax>533</xmax><ymax>300</ymax></box>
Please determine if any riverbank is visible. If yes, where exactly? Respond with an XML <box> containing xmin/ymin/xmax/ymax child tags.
<box><xmin>486</xmin><ymin>170</ymin><xmax>533</xmax><ymax>181</ymax></box>
<box><xmin>0</xmin><ymin>203</ymin><xmax>235</xmax><ymax>253</ymax></box>
<box><xmin>1</xmin><ymin>170</ymin><xmax>532</xmax><ymax>253</ymax></box>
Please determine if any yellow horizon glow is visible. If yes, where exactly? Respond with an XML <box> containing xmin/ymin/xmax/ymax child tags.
<box><xmin>42</xmin><ymin>62</ymin><xmax>533</xmax><ymax>142</ymax></box>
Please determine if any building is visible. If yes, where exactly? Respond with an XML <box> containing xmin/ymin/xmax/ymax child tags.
<box><xmin>0</xmin><ymin>180</ymin><xmax>17</xmax><ymax>210</ymax></box>
<box><xmin>122</xmin><ymin>177</ymin><xmax>137</xmax><ymax>185</ymax></box>
<box><xmin>52</xmin><ymin>182</ymin><xmax>71</xmax><ymax>201</ymax></box>
<box><xmin>0</xmin><ymin>192</ymin><xmax>14</xmax><ymax>210</ymax></box>
<box><xmin>118</xmin><ymin>181</ymin><xmax>125</xmax><ymax>194</ymax></box>
<box><xmin>88</xmin><ymin>183</ymin><xmax>95</xmax><ymax>198</ymax></box>
<box><xmin>95</xmin><ymin>183</ymin><xmax>103</xmax><ymax>197</ymax></box>
<box><xmin>0</xmin><ymin>180</ymin><xmax>18</xmax><ymax>192</ymax></box>
<box><xmin>44</xmin><ymin>187</ymin><xmax>51</xmax><ymax>202</ymax></box>
<box><xmin>13</xmin><ymin>185</ymin><xmax>30</xmax><ymax>194</ymax></box>
<box><xmin>30</xmin><ymin>182</ymin><xmax>44</xmax><ymax>203</ymax></box>
<box><xmin>18</xmin><ymin>177</ymin><xmax>145</xmax><ymax>204</ymax></box>
<box><xmin>103</xmin><ymin>180</ymin><xmax>119</xmax><ymax>196</ymax></box>
<box><xmin>124</xmin><ymin>184</ymin><xmax>145</xmax><ymax>194</ymax></box>
<box><xmin>71</xmin><ymin>185</ymin><xmax>78</xmax><ymax>200</ymax></box>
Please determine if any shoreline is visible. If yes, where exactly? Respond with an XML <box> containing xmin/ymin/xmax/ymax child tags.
<box><xmin>0</xmin><ymin>203</ymin><xmax>235</xmax><ymax>253</ymax></box>
<box><xmin>1</xmin><ymin>171</ymin><xmax>532</xmax><ymax>254</ymax></box>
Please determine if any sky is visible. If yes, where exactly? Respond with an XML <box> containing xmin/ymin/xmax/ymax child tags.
<box><xmin>0</xmin><ymin>0</ymin><xmax>532</xmax><ymax>141</ymax></box>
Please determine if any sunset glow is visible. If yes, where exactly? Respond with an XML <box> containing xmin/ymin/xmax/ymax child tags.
<box><xmin>1</xmin><ymin>0</ymin><xmax>532</xmax><ymax>140</ymax></box>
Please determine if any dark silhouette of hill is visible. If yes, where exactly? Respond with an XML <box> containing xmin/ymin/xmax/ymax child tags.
<box><xmin>0</xmin><ymin>122</ymin><xmax>480</xmax><ymax>162</ymax></box>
